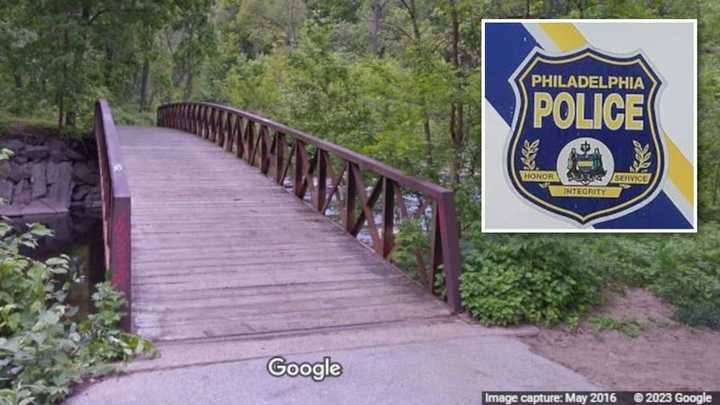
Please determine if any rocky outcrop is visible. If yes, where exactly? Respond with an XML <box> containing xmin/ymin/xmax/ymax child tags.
<box><xmin>0</xmin><ymin>135</ymin><xmax>101</xmax><ymax>217</ymax></box>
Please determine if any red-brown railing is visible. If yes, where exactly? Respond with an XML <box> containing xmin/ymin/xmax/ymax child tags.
<box><xmin>94</xmin><ymin>99</ymin><xmax>132</xmax><ymax>330</ymax></box>
<box><xmin>158</xmin><ymin>102</ymin><xmax>462</xmax><ymax>312</ymax></box>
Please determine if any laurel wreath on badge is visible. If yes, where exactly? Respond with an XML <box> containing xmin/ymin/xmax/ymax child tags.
<box><xmin>521</xmin><ymin>139</ymin><xmax>550</xmax><ymax>188</ymax></box>
<box><xmin>630</xmin><ymin>140</ymin><xmax>651</xmax><ymax>173</ymax></box>
<box><xmin>521</xmin><ymin>139</ymin><xmax>539</xmax><ymax>169</ymax></box>
<box><xmin>617</xmin><ymin>140</ymin><xmax>652</xmax><ymax>189</ymax></box>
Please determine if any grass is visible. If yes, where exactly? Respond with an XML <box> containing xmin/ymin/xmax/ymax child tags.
<box><xmin>109</xmin><ymin>107</ymin><xmax>156</xmax><ymax>126</ymax></box>
<box><xmin>589</xmin><ymin>316</ymin><xmax>645</xmax><ymax>338</ymax></box>
<box><xmin>0</xmin><ymin>110</ymin><xmax>57</xmax><ymax>128</ymax></box>
<box><xmin>0</xmin><ymin>105</ymin><xmax>157</xmax><ymax>139</ymax></box>
<box><xmin>0</xmin><ymin>109</ymin><xmax>90</xmax><ymax>139</ymax></box>
<box><xmin>0</xmin><ymin>110</ymin><xmax>58</xmax><ymax>136</ymax></box>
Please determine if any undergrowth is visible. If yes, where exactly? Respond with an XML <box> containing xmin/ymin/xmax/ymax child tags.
<box><xmin>589</xmin><ymin>316</ymin><xmax>645</xmax><ymax>338</ymax></box>
<box><xmin>0</xmin><ymin>148</ymin><xmax>154</xmax><ymax>404</ymax></box>
<box><xmin>456</xmin><ymin>222</ymin><xmax>720</xmax><ymax>330</ymax></box>
<box><xmin>0</xmin><ymin>105</ymin><xmax>156</xmax><ymax>140</ymax></box>
<box><xmin>459</xmin><ymin>234</ymin><xmax>601</xmax><ymax>326</ymax></box>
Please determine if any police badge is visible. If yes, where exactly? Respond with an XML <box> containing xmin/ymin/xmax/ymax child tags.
<box><xmin>506</xmin><ymin>48</ymin><xmax>666</xmax><ymax>225</ymax></box>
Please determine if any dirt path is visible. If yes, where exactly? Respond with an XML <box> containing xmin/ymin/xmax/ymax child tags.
<box><xmin>521</xmin><ymin>288</ymin><xmax>720</xmax><ymax>390</ymax></box>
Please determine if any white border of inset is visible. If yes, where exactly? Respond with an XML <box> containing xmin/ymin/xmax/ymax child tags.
<box><xmin>481</xmin><ymin>19</ymin><xmax>697</xmax><ymax>233</ymax></box>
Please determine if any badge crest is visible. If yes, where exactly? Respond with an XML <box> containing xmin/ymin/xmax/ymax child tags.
<box><xmin>506</xmin><ymin>48</ymin><xmax>666</xmax><ymax>225</ymax></box>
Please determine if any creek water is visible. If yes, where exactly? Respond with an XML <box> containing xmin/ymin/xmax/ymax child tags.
<box><xmin>12</xmin><ymin>209</ymin><xmax>105</xmax><ymax>318</ymax></box>
<box><xmin>286</xmin><ymin>181</ymin><xmax>431</xmax><ymax>246</ymax></box>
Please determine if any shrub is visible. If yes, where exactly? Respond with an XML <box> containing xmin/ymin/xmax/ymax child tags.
<box><xmin>0</xmin><ymin>222</ymin><xmax>154</xmax><ymax>404</ymax></box>
<box><xmin>582</xmin><ymin>235</ymin><xmax>661</xmax><ymax>287</ymax></box>
<box><xmin>651</xmin><ymin>225</ymin><xmax>720</xmax><ymax>329</ymax></box>
<box><xmin>589</xmin><ymin>316</ymin><xmax>644</xmax><ymax>338</ymax></box>
<box><xmin>585</xmin><ymin>225</ymin><xmax>720</xmax><ymax>330</ymax></box>
<box><xmin>109</xmin><ymin>107</ymin><xmax>156</xmax><ymax>127</ymax></box>
<box><xmin>393</xmin><ymin>218</ymin><xmax>429</xmax><ymax>281</ymax></box>
<box><xmin>458</xmin><ymin>224</ymin><xmax>720</xmax><ymax>330</ymax></box>
<box><xmin>460</xmin><ymin>235</ymin><xmax>601</xmax><ymax>326</ymax></box>
<box><xmin>393</xmin><ymin>217</ymin><xmax>448</xmax><ymax>298</ymax></box>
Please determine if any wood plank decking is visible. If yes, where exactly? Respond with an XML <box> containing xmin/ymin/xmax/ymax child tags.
<box><xmin>117</xmin><ymin>126</ymin><xmax>452</xmax><ymax>342</ymax></box>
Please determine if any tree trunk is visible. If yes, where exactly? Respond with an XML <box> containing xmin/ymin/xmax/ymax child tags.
<box><xmin>57</xmin><ymin>94</ymin><xmax>64</xmax><ymax>129</ymax></box>
<box><xmin>65</xmin><ymin>111</ymin><xmax>76</xmax><ymax>128</ymax></box>
<box><xmin>139</xmin><ymin>57</ymin><xmax>150</xmax><ymax>111</ymax></box>
<box><xmin>407</xmin><ymin>0</ymin><xmax>421</xmax><ymax>40</ymax></box>
<box><xmin>369</xmin><ymin>0</ymin><xmax>386</xmax><ymax>57</ymax></box>
<box><xmin>57</xmin><ymin>25</ymin><xmax>80</xmax><ymax>129</ymax></box>
<box><xmin>58</xmin><ymin>29</ymin><xmax>69</xmax><ymax>129</ymax></box>
<box><xmin>183</xmin><ymin>64</ymin><xmax>194</xmax><ymax>100</ymax></box>
<box><xmin>104</xmin><ymin>47</ymin><xmax>114</xmax><ymax>85</ymax></box>
<box><xmin>713</xmin><ymin>163</ymin><xmax>720</xmax><ymax>205</ymax></box>
<box><xmin>448</xmin><ymin>0</ymin><xmax>464</xmax><ymax>188</ymax></box>
<box><xmin>449</xmin><ymin>105</ymin><xmax>460</xmax><ymax>186</ymax></box>
<box><xmin>423</xmin><ymin>113</ymin><xmax>434</xmax><ymax>171</ymax></box>
<box><xmin>149</xmin><ymin>87</ymin><xmax>156</xmax><ymax>109</ymax></box>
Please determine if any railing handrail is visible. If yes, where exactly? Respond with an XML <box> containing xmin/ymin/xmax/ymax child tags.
<box><xmin>95</xmin><ymin>99</ymin><xmax>132</xmax><ymax>331</ymax></box>
<box><xmin>157</xmin><ymin>101</ymin><xmax>462</xmax><ymax>312</ymax></box>
<box><xmin>97</xmin><ymin>100</ymin><xmax>131</xmax><ymax>198</ymax></box>
<box><xmin>160</xmin><ymin>102</ymin><xmax>450</xmax><ymax>200</ymax></box>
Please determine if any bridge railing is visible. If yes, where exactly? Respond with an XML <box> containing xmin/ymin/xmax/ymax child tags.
<box><xmin>157</xmin><ymin>102</ymin><xmax>462</xmax><ymax>312</ymax></box>
<box><xmin>94</xmin><ymin>99</ymin><xmax>132</xmax><ymax>330</ymax></box>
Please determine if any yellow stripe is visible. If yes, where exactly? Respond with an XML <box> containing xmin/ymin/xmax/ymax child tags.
<box><xmin>538</xmin><ymin>22</ymin><xmax>695</xmax><ymax>205</ymax></box>
<box><xmin>664</xmin><ymin>133</ymin><xmax>694</xmax><ymax>203</ymax></box>
<box><xmin>539</xmin><ymin>22</ymin><xmax>587</xmax><ymax>52</ymax></box>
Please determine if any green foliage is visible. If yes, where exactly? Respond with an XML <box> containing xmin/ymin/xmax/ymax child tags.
<box><xmin>0</xmin><ymin>0</ymin><xmax>216</xmax><ymax>129</ymax></box>
<box><xmin>510</xmin><ymin>227</ymin><xmax>720</xmax><ymax>329</ymax></box>
<box><xmin>394</xmin><ymin>216</ymin><xmax>447</xmax><ymax>299</ymax></box>
<box><xmin>457</xmin><ymin>225</ymin><xmax>720</xmax><ymax>330</ymax></box>
<box><xmin>0</xmin><ymin>222</ymin><xmax>154</xmax><ymax>404</ymax></box>
<box><xmin>0</xmin><ymin>111</ymin><xmax>87</xmax><ymax>140</ymax></box>
<box><xmin>581</xmin><ymin>235</ymin><xmax>661</xmax><ymax>288</ymax></box>
<box><xmin>109</xmin><ymin>108</ymin><xmax>156</xmax><ymax>127</ymax></box>
<box><xmin>460</xmin><ymin>235</ymin><xmax>601</xmax><ymax>326</ymax></box>
<box><xmin>392</xmin><ymin>217</ymin><xmax>432</xmax><ymax>285</ymax></box>
<box><xmin>219</xmin><ymin>17</ymin><xmax>460</xmax><ymax>182</ymax></box>
<box><xmin>0</xmin><ymin>112</ymin><xmax>56</xmax><ymax>133</ymax></box>
<box><xmin>589</xmin><ymin>316</ymin><xmax>644</xmax><ymax>338</ymax></box>
<box><xmin>574</xmin><ymin>224</ymin><xmax>720</xmax><ymax>330</ymax></box>
<box><xmin>455</xmin><ymin>176</ymin><xmax>482</xmax><ymax>231</ymax></box>
<box><xmin>651</xmin><ymin>225</ymin><xmax>720</xmax><ymax>328</ymax></box>
<box><xmin>218</xmin><ymin>0</ymin><xmax>307</xmax><ymax>57</ymax></box>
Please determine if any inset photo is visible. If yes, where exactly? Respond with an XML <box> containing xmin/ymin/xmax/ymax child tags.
<box><xmin>482</xmin><ymin>20</ymin><xmax>696</xmax><ymax>232</ymax></box>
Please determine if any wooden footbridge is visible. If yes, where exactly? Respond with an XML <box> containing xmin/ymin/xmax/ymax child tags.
<box><xmin>93</xmin><ymin>99</ymin><xmax>461</xmax><ymax>341</ymax></box>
